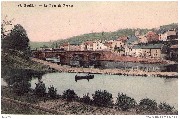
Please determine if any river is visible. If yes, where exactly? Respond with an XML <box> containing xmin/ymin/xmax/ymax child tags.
<box><xmin>30</xmin><ymin>72</ymin><xmax>178</xmax><ymax>109</ymax></box>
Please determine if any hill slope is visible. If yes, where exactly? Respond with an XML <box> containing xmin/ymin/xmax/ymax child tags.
<box><xmin>30</xmin><ymin>23</ymin><xmax>178</xmax><ymax>49</ymax></box>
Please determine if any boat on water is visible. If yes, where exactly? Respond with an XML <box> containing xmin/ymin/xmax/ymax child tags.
<box><xmin>75</xmin><ymin>73</ymin><xmax>94</xmax><ymax>82</ymax></box>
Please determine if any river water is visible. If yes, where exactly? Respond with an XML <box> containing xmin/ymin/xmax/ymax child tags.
<box><xmin>30</xmin><ymin>72</ymin><xmax>178</xmax><ymax>109</ymax></box>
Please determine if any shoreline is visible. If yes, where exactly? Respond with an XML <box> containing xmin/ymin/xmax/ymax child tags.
<box><xmin>1</xmin><ymin>86</ymin><xmax>178</xmax><ymax>115</ymax></box>
<box><xmin>32</xmin><ymin>58</ymin><xmax>178</xmax><ymax>78</ymax></box>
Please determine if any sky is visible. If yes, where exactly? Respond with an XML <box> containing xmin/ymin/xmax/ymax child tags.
<box><xmin>1</xmin><ymin>1</ymin><xmax>178</xmax><ymax>42</ymax></box>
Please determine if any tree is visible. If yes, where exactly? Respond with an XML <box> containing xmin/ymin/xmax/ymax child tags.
<box><xmin>1</xmin><ymin>15</ymin><xmax>14</xmax><ymax>40</ymax></box>
<box><xmin>116</xmin><ymin>93</ymin><xmax>136</xmax><ymax>111</ymax></box>
<box><xmin>2</xmin><ymin>24</ymin><xmax>30</xmax><ymax>54</ymax></box>
<box><xmin>34</xmin><ymin>81</ymin><xmax>46</xmax><ymax>97</ymax></box>
<box><xmin>92</xmin><ymin>90</ymin><xmax>113</xmax><ymax>107</ymax></box>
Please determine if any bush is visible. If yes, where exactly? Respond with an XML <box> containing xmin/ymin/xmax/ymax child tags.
<box><xmin>139</xmin><ymin>98</ymin><xmax>157</xmax><ymax>112</ymax></box>
<box><xmin>48</xmin><ymin>85</ymin><xmax>57</xmax><ymax>99</ymax></box>
<box><xmin>12</xmin><ymin>80</ymin><xmax>31</xmax><ymax>95</ymax></box>
<box><xmin>62</xmin><ymin>89</ymin><xmax>77</xmax><ymax>101</ymax></box>
<box><xmin>116</xmin><ymin>93</ymin><xmax>136</xmax><ymax>111</ymax></box>
<box><xmin>158</xmin><ymin>102</ymin><xmax>174</xmax><ymax>112</ymax></box>
<box><xmin>80</xmin><ymin>93</ymin><xmax>92</xmax><ymax>105</ymax></box>
<box><xmin>92</xmin><ymin>90</ymin><xmax>113</xmax><ymax>107</ymax></box>
<box><xmin>34</xmin><ymin>81</ymin><xmax>46</xmax><ymax>97</ymax></box>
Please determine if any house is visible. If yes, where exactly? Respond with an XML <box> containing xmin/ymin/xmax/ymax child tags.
<box><xmin>60</xmin><ymin>42</ymin><xmax>81</xmax><ymax>51</ymax></box>
<box><xmin>126</xmin><ymin>35</ymin><xmax>139</xmax><ymax>45</ymax></box>
<box><xmin>112</xmin><ymin>36</ymin><xmax>128</xmax><ymax>50</ymax></box>
<box><xmin>104</xmin><ymin>41</ymin><xmax>113</xmax><ymax>51</ymax></box>
<box><xmin>92</xmin><ymin>40</ymin><xmax>108</xmax><ymax>51</ymax></box>
<box><xmin>59</xmin><ymin>42</ymin><xmax>69</xmax><ymax>50</ymax></box>
<box><xmin>159</xmin><ymin>30</ymin><xmax>177</xmax><ymax>41</ymax></box>
<box><xmin>69</xmin><ymin>44</ymin><xmax>81</xmax><ymax>51</ymax></box>
<box><xmin>169</xmin><ymin>44</ymin><xmax>178</xmax><ymax>62</ymax></box>
<box><xmin>146</xmin><ymin>31</ymin><xmax>159</xmax><ymax>42</ymax></box>
<box><xmin>80</xmin><ymin>41</ymin><xmax>94</xmax><ymax>51</ymax></box>
<box><xmin>138</xmin><ymin>35</ymin><xmax>148</xmax><ymax>43</ymax></box>
<box><xmin>131</xmin><ymin>43</ymin><xmax>167</xmax><ymax>59</ymax></box>
<box><xmin>81</xmin><ymin>40</ymin><xmax>107</xmax><ymax>51</ymax></box>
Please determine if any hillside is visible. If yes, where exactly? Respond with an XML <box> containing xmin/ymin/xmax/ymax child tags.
<box><xmin>1</xmin><ymin>50</ymin><xmax>54</xmax><ymax>78</ymax></box>
<box><xmin>30</xmin><ymin>23</ymin><xmax>178</xmax><ymax>49</ymax></box>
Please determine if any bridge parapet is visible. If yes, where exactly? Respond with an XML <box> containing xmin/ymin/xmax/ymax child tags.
<box><xmin>32</xmin><ymin>50</ymin><xmax>110</xmax><ymax>65</ymax></box>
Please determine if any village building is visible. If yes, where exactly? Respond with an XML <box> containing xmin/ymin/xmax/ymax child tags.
<box><xmin>169</xmin><ymin>44</ymin><xmax>178</xmax><ymax>62</ymax></box>
<box><xmin>60</xmin><ymin>42</ymin><xmax>81</xmax><ymax>51</ymax></box>
<box><xmin>92</xmin><ymin>40</ymin><xmax>108</xmax><ymax>51</ymax></box>
<box><xmin>146</xmin><ymin>31</ymin><xmax>159</xmax><ymax>42</ymax></box>
<box><xmin>81</xmin><ymin>40</ymin><xmax>107</xmax><ymax>51</ymax></box>
<box><xmin>112</xmin><ymin>36</ymin><xmax>128</xmax><ymax>48</ymax></box>
<box><xmin>81</xmin><ymin>41</ymin><xmax>93</xmax><ymax>51</ymax></box>
<box><xmin>110</xmin><ymin>36</ymin><xmax>128</xmax><ymax>55</ymax></box>
<box><xmin>159</xmin><ymin>29</ymin><xmax>178</xmax><ymax>41</ymax></box>
<box><xmin>130</xmin><ymin>43</ymin><xmax>167</xmax><ymax>59</ymax></box>
<box><xmin>138</xmin><ymin>35</ymin><xmax>148</xmax><ymax>43</ymax></box>
<box><xmin>104</xmin><ymin>41</ymin><xmax>113</xmax><ymax>51</ymax></box>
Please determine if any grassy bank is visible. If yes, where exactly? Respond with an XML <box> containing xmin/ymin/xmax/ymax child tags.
<box><xmin>1</xmin><ymin>86</ymin><xmax>178</xmax><ymax>115</ymax></box>
<box><xmin>1</xmin><ymin>50</ymin><xmax>56</xmax><ymax>75</ymax></box>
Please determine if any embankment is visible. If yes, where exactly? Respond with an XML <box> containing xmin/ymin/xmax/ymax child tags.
<box><xmin>32</xmin><ymin>58</ymin><xmax>178</xmax><ymax>78</ymax></box>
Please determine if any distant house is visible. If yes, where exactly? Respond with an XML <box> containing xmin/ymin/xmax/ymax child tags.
<box><xmin>169</xmin><ymin>44</ymin><xmax>178</xmax><ymax>62</ymax></box>
<box><xmin>82</xmin><ymin>41</ymin><xmax>94</xmax><ymax>51</ymax></box>
<box><xmin>104</xmin><ymin>41</ymin><xmax>113</xmax><ymax>51</ymax></box>
<box><xmin>138</xmin><ymin>35</ymin><xmax>148</xmax><ymax>43</ymax></box>
<box><xmin>159</xmin><ymin>30</ymin><xmax>178</xmax><ymax>41</ymax></box>
<box><xmin>60</xmin><ymin>42</ymin><xmax>80</xmax><ymax>51</ymax></box>
<box><xmin>81</xmin><ymin>40</ymin><xmax>107</xmax><ymax>51</ymax></box>
<box><xmin>126</xmin><ymin>35</ymin><xmax>139</xmax><ymax>45</ymax></box>
<box><xmin>131</xmin><ymin>43</ymin><xmax>167</xmax><ymax>59</ymax></box>
<box><xmin>114</xmin><ymin>36</ymin><xmax>128</xmax><ymax>46</ymax></box>
<box><xmin>146</xmin><ymin>31</ymin><xmax>159</xmax><ymax>42</ymax></box>
<box><xmin>111</xmin><ymin>36</ymin><xmax>128</xmax><ymax>54</ymax></box>
<box><xmin>69</xmin><ymin>44</ymin><xmax>81</xmax><ymax>51</ymax></box>
<box><xmin>92</xmin><ymin>40</ymin><xmax>107</xmax><ymax>51</ymax></box>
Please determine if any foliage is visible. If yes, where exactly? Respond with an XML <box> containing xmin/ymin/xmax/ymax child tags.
<box><xmin>48</xmin><ymin>85</ymin><xmax>57</xmax><ymax>99</ymax></box>
<box><xmin>34</xmin><ymin>81</ymin><xmax>46</xmax><ymax>97</ymax></box>
<box><xmin>116</xmin><ymin>93</ymin><xmax>137</xmax><ymax>111</ymax></box>
<box><xmin>80</xmin><ymin>93</ymin><xmax>92</xmax><ymax>105</ymax></box>
<box><xmin>158</xmin><ymin>102</ymin><xmax>174</xmax><ymax>112</ymax></box>
<box><xmin>11</xmin><ymin>80</ymin><xmax>31</xmax><ymax>95</ymax></box>
<box><xmin>2</xmin><ymin>24</ymin><xmax>30</xmax><ymax>58</ymax></box>
<box><xmin>62</xmin><ymin>89</ymin><xmax>77</xmax><ymax>101</ymax></box>
<box><xmin>92</xmin><ymin>90</ymin><xmax>113</xmax><ymax>107</ymax></box>
<box><xmin>139</xmin><ymin>98</ymin><xmax>158</xmax><ymax>112</ymax></box>
<box><xmin>158</xmin><ymin>23</ymin><xmax>178</xmax><ymax>34</ymax></box>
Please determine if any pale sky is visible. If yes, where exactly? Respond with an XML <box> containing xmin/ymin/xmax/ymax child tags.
<box><xmin>1</xmin><ymin>1</ymin><xmax>178</xmax><ymax>42</ymax></box>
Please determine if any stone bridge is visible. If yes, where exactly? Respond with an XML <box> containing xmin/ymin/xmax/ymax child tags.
<box><xmin>32</xmin><ymin>50</ymin><xmax>112</xmax><ymax>66</ymax></box>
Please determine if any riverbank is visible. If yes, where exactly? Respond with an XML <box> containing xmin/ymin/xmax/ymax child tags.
<box><xmin>32</xmin><ymin>58</ymin><xmax>178</xmax><ymax>78</ymax></box>
<box><xmin>1</xmin><ymin>51</ymin><xmax>56</xmax><ymax>77</ymax></box>
<box><xmin>1</xmin><ymin>86</ymin><xmax>178</xmax><ymax>115</ymax></box>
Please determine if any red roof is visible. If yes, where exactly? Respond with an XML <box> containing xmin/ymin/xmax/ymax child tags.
<box><xmin>146</xmin><ymin>31</ymin><xmax>159</xmax><ymax>41</ymax></box>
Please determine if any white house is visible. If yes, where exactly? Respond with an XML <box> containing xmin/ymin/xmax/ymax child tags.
<box><xmin>159</xmin><ymin>30</ymin><xmax>177</xmax><ymax>41</ymax></box>
<box><xmin>92</xmin><ymin>40</ymin><xmax>108</xmax><ymax>51</ymax></box>
<box><xmin>81</xmin><ymin>41</ymin><xmax>93</xmax><ymax>51</ymax></box>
